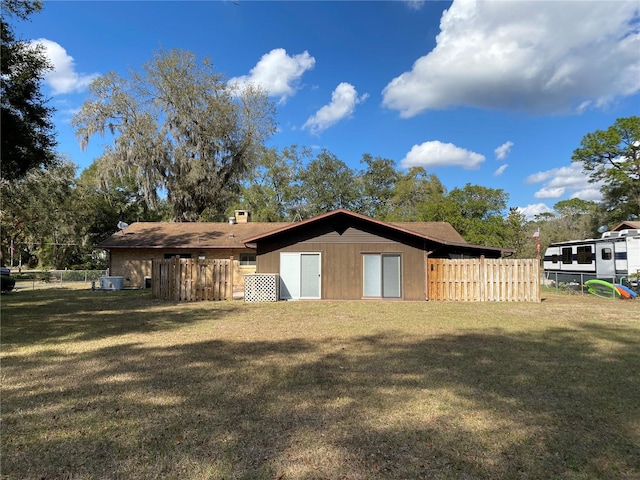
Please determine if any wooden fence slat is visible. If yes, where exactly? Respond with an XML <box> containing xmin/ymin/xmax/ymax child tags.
<box><xmin>427</xmin><ymin>258</ymin><xmax>539</xmax><ymax>302</ymax></box>
<box><xmin>151</xmin><ymin>258</ymin><xmax>233</xmax><ymax>302</ymax></box>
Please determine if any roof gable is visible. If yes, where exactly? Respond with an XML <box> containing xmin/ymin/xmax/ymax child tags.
<box><xmin>242</xmin><ymin>209</ymin><xmax>501</xmax><ymax>253</ymax></box>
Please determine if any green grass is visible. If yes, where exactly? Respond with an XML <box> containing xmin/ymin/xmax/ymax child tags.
<box><xmin>2</xmin><ymin>288</ymin><xmax>639</xmax><ymax>479</ymax></box>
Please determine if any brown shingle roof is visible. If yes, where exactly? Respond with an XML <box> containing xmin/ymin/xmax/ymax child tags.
<box><xmin>97</xmin><ymin>210</ymin><xmax>506</xmax><ymax>254</ymax></box>
<box><xmin>96</xmin><ymin>221</ymin><xmax>291</xmax><ymax>249</ymax></box>
<box><xmin>389</xmin><ymin>222</ymin><xmax>467</xmax><ymax>244</ymax></box>
<box><xmin>612</xmin><ymin>221</ymin><xmax>640</xmax><ymax>231</ymax></box>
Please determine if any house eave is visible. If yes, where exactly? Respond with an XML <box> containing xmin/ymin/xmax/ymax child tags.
<box><xmin>96</xmin><ymin>244</ymin><xmax>255</xmax><ymax>250</ymax></box>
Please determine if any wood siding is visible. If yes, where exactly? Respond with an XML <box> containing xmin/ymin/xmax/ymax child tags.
<box><xmin>257</xmin><ymin>240</ymin><xmax>427</xmax><ymax>300</ymax></box>
<box><xmin>427</xmin><ymin>258</ymin><xmax>540</xmax><ymax>302</ymax></box>
<box><xmin>299</xmin><ymin>227</ymin><xmax>396</xmax><ymax>244</ymax></box>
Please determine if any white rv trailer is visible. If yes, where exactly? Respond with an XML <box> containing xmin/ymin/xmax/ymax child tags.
<box><xmin>543</xmin><ymin>229</ymin><xmax>640</xmax><ymax>284</ymax></box>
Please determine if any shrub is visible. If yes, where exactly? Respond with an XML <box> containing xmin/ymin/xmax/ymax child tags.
<box><xmin>12</xmin><ymin>273</ymin><xmax>35</xmax><ymax>280</ymax></box>
<box><xmin>61</xmin><ymin>270</ymin><xmax>86</xmax><ymax>282</ymax></box>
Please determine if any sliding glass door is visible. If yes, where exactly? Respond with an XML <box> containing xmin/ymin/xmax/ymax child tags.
<box><xmin>363</xmin><ymin>253</ymin><xmax>401</xmax><ymax>298</ymax></box>
<box><xmin>280</xmin><ymin>252</ymin><xmax>321</xmax><ymax>300</ymax></box>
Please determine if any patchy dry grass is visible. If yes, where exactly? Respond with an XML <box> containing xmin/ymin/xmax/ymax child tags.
<box><xmin>1</xmin><ymin>289</ymin><xmax>639</xmax><ymax>479</ymax></box>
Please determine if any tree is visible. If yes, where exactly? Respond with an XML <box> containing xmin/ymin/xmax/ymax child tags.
<box><xmin>236</xmin><ymin>146</ymin><xmax>309</xmax><ymax>221</ymax></box>
<box><xmin>572</xmin><ymin>116</ymin><xmax>640</xmax><ymax>221</ymax></box>
<box><xmin>446</xmin><ymin>184</ymin><xmax>509</xmax><ymax>246</ymax></box>
<box><xmin>74</xmin><ymin>161</ymin><xmax>168</xmax><ymax>255</ymax></box>
<box><xmin>0</xmin><ymin>0</ymin><xmax>57</xmax><ymax>180</ymax></box>
<box><xmin>355</xmin><ymin>154</ymin><xmax>398</xmax><ymax>219</ymax></box>
<box><xmin>0</xmin><ymin>158</ymin><xmax>77</xmax><ymax>269</ymax></box>
<box><xmin>503</xmin><ymin>208</ymin><xmax>530</xmax><ymax>258</ymax></box>
<box><xmin>553</xmin><ymin>198</ymin><xmax>599</xmax><ymax>240</ymax></box>
<box><xmin>72</xmin><ymin>49</ymin><xmax>277</xmax><ymax>222</ymax></box>
<box><xmin>298</xmin><ymin>150</ymin><xmax>360</xmax><ymax>218</ymax></box>
<box><xmin>386</xmin><ymin>167</ymin><xmax>447</xmax><ymax>221</ymax></box>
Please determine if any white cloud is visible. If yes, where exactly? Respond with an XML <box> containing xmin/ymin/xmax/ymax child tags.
<box><xmin>404</xmin><ymin>0</ymin><xmax>426</xmax><ymax>11</ymax></box>
<box><xmin>526</xmin><ymin>163</ymin><xmax>604</xmax><ymax>201</ymax></box>
<box><xmin>229</xmin><ymin>48</ymin><xmax>315</xmax><ymax>103</ymax></box>
<box><xmin>525</xmin><ymin>170</ymin><xmax>553</xmax><ymax>184</ymax></box>
<box><xmin>571</xmin><ymin>188</ymin><xmax>602</xmax><ymax>202</ymax></box>
<box><xmin>32</xmin><ymin>39</ymin><xmax>98</xmax><ymax>95</ymax></box>
<box><xmin>518</xmin><ymin>203</ymin><xmax>553</xmax><ymax>221</ymax></box>
<box><xmin>494</xmin><ymin>141</ymin><xmax>514</xmax><ymax>160</ymax></box>
<box><xmin>493</xmin><ymin>164</ymin><xmax>508</xmax><ymax>176</ymax></box>
<box><xmin>534</xmin><ymin>187</ymin><xmax>566</xmax><ymax>199</ymax></box>
<box><xmin>382</xmin><ymin>0</ymin><xmax>640</xmax><ymax>117</ymax></box>
<box><xmin>400</xmin><ymin>140</ymin><xmax>485</xmax><ymax>169</ymax></box>
<box><xmin>302</xmin><ymin>82</ymin><xmax>368</xmax><ymax>134</ymax></box>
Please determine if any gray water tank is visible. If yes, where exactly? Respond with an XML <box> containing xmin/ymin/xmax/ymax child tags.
<box><xmin>99</xmin><ymin>276</ymin><xmax>124</xmax><ymax>290</ymax></box>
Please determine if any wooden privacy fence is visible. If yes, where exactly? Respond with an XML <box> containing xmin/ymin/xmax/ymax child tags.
<box><xmin>152</xmin><ymin>257</ymin><xmax>233</xmax><ymax>301</ymax></box>
<box><xmin>427</xmin><ymin>258</ymin><xmax>540</xmax><ymax>302</ymax></box>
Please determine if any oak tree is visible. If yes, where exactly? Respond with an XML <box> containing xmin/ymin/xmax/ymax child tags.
<box><xmin>237</xmin><ymin>146</ymin><xmax>309</xmax><ymax>222</ymax></box>
<box><xmin>298</xmin><ymin>150</ymin><xmax>360</xmax><ymax>218</ymax></box>
<box><xmin>356</xmin><ymin>154</ymin><xmax>399</xmax><ymax>219</ymax></box>
<box><xmin>73</xmin><ymin>49</ymin><xmax>277</xmax><ymax>221</ymax></box>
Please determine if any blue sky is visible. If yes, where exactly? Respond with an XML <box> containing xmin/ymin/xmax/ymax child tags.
<box><xmin>15</xmin><ymin>0</ymin><xmax>640</xmax><ymax>219</ymax></box>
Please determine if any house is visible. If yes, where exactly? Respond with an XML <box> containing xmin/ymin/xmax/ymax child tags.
<box><xmin>242</xmin><ymin>209</ymin><xmax>511</xmax><ymax>301</ymax></box>
<box><xmin>96</xmin><ymin>210</ymin><xmax>289</xmax><ymax>290</ymax></box>
<box><xmin>611</xmin><ymin>220</ymin><xmax>640</xmax><ymax>232</ymax></box>
<box><xmin>97</xmin><ymin>209</ymin><xmax>511</xmax><ymax>300</ymax></box>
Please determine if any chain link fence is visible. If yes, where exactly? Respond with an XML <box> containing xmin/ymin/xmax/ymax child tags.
<box><xmin>542</xmin><ymin>271</ymin><xmax>640</xmax><ymax>296</ymax></box>
<box><xmin>10</xmin><ymin>270</ymin><xmax>108</xmax><ymax>290</ymax></box>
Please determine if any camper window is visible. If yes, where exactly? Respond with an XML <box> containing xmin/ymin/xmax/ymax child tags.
<box><xmin>601</xmin><ymin>248</ymin><xmax>613</xmax><ymax>261</ymax></box>
<box><xmin>576</xmin><ymin>246</ymin><xmax>592</xmax><ymax>264</ymax></box>
<box><xmin>562</xmin><ymin>248</ymin><xmax>572</xmax><ymax>264</ymax></box>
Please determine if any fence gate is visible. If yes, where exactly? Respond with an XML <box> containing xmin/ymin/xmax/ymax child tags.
<box><xmin>152</xmin><ymin>258</ymin><xmax>233</xmax><ymax>301</ymax></box>
<box><xmin>427</xmin><ymin>258</ymin><xmax>540</xmax><ymax>302</ymax></box>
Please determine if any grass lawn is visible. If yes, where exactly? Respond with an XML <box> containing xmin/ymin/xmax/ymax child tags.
<box><xmin>1</xmin><ymin>288</ymin><xmax>639</xmax><ymax>480</ymax></box>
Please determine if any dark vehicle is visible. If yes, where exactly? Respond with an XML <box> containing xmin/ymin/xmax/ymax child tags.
<box><xmin>1</xmin><ymin>267</ymin><xmax>15</xmax><ymax>292</ymax></box>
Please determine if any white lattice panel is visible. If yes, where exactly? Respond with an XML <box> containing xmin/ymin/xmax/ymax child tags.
<box><xmin>244</xmin><ymin>274</ymin><xmax>280</xmax><ymax>302</ymax></box>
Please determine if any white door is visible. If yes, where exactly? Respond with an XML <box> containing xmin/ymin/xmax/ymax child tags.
<box><xmin>280</xmin><ymin>253</ymin><xmax>321</xmax><ymax>300</ymax></box>
<box><xmin>595</xmin><ymin>243</ymin><xmax>615</xmax><ymax>278</ymax></box>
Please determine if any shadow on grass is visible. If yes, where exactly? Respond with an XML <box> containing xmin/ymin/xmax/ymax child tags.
<box><xmin>2</xmin><ymin>308</ymin><xmax>639</xmax><ymax>478</ymax></box>
<box><xmin>1</xmin><ymin>288</ymin><xmax>238</xmax><ymax>345</ymax></box>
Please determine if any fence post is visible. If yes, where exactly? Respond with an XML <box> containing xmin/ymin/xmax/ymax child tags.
<box><xmin>479</xmin><ymin>256</ymin><xmax>485</xmax><ymax>301</ymax></box>
<box><xmin>228</xmin><ymin>256</ymin><xmax>234</xmax><ymax>301</ymax></box>
<box><xmin>172</xmin><ymin>256</ymin><xmax>179</xmax><ymax>301</ymax></box>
